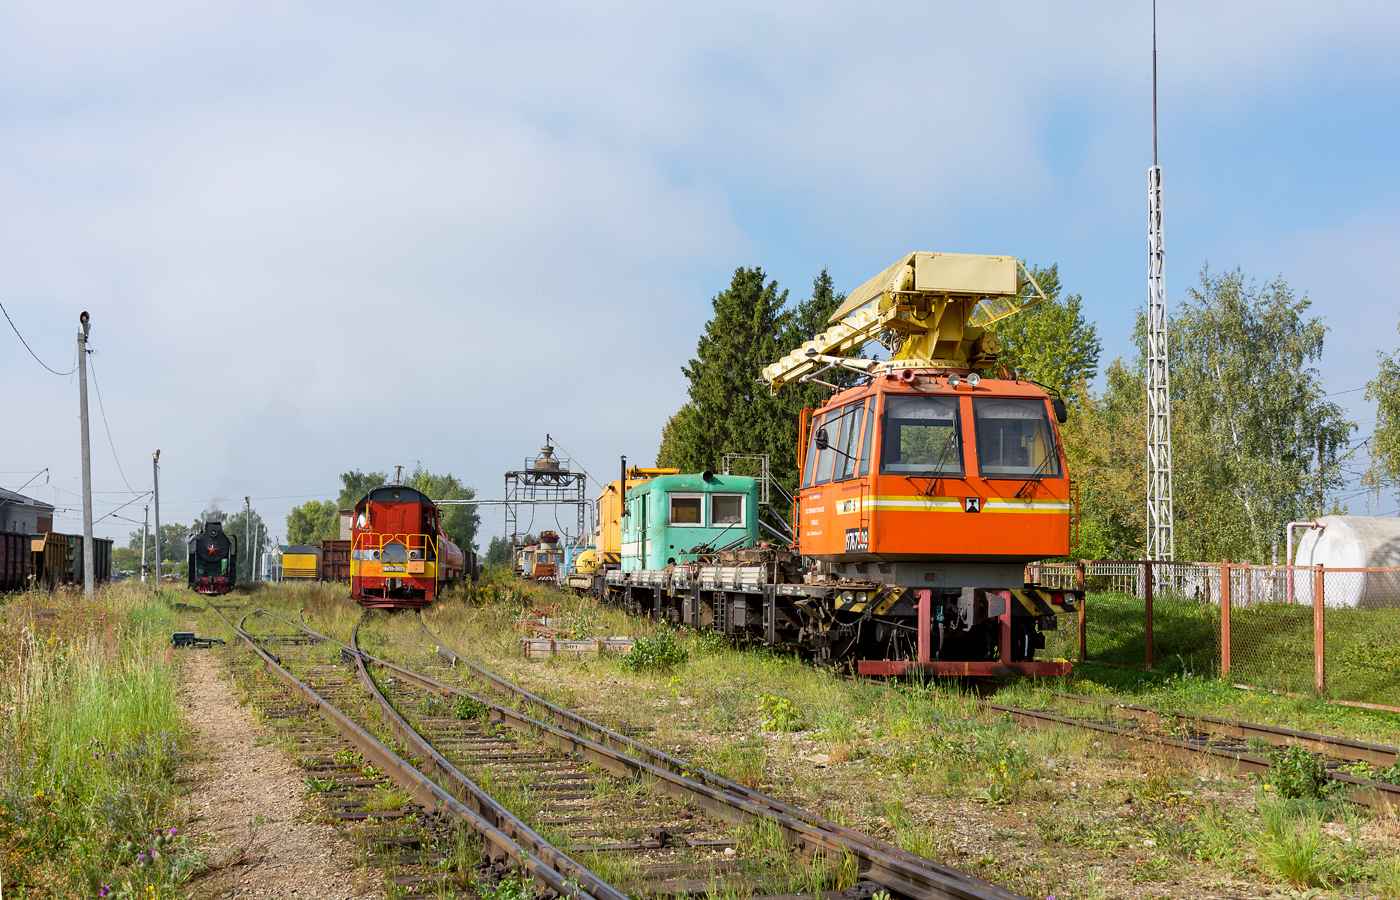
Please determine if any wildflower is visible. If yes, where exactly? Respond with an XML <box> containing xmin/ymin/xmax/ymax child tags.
<box><xmin>168</xmin><ymin>826</ymin><xmax>177</xmax><ymax>836</ymax></box>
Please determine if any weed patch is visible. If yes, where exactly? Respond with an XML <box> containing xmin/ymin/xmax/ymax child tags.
<box><xmin>618</xmin><ymin>627</ymin><xmax>689</xmax><ymax>673</ymax></box>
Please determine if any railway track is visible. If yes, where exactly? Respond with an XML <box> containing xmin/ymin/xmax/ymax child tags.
<box><xmin>971</xmin><ymin>691</ymin><xmax>1400</xmax><ymax>809</ymax></box>
<box><xmin>407</xmin><ymin>616</ymin><xmax>1024</xmax><ymax>900</ymax></box>
<box><xmin>213</xmin><ymin>603</ymin><xmax>625</xmax><ymax>899</ymax></box>
<box><xmin>223</xmin><ymin>603</ymin><xmax>1034</xmax><ymax>900</ymax></box>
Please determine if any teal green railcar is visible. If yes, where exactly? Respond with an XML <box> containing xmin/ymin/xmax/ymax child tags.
<box><xmin>620</xmin><ymin>473</ymin><xmax>761</xmax><ymax>570</ymax></box>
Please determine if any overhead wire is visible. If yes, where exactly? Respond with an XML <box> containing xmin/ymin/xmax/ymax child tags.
<box><xmin>0</xmin><ymin>301</ymin><xmax>77</xmax><ymax>376</ymax></box>
<box><xmin>86</xmin><ymin>352</ymin><xmax>136</xmax><ymax>492</ymax></box>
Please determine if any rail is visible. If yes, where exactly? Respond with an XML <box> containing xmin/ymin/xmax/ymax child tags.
<box><xmin>414</xmin><ymin>615</ymin><xmax>1027</xmax><ymax>900</ymax></box>
<box><xmin>209</xmin><ymin>602</ymin><xmax>616</xmax><ymax>900</ymax></box>
<box><xmin>973</xmin><ymin>696</ymin><xmax>1400</xmax><ymax>810</ymax></box>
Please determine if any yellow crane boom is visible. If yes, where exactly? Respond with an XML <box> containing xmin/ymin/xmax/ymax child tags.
<box><xmin>760</xmin><ymin>252</ymin><xmax>1048</xmax><ymax>392</ymax></box>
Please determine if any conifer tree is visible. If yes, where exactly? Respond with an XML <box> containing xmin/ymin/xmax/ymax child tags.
<box><xmin>657</xmin><ymin>267</ymin><xmax>849</xmax><ymax>492</ymax></box>
<box><xmin>656</xmin><ymin>267</ymin><xmax>792</xmax><ymax>481</ymax></box>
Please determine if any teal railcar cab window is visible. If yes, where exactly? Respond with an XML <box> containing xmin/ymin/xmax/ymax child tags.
<box><xmin>711</xmin><ymin>494</ymin><xmax>745</xmax><ymax>527</ymax></box>
<box><xmin>669</xmin><ymin>493</ymin><xmax>704</xmax><ymax>526</ymax></box>
<box><xmin>973</xmin><ymin>398</ymin><xmax>1061</xmax><ymax>478</ymax></box>
<box><xmin>881</xmin><ymin>395</ymin><xmax>963</xmax><ymax>475</ymax></box>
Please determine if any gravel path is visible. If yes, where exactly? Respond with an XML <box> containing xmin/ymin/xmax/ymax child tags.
<box><xmin>177</xmin><ymin>648</ymin><xmax>383</xmax><ymax>899</ymax></box>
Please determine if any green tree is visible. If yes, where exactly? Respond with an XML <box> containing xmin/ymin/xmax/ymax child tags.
<box><xmin>779</xmin><ymin>269</ymin><xmax>852</xmax><ymax>414</ymax></box>
<box><xmin>286</xmin><ymin>500</ymin><xmax>340</xmax><ymax>545</ymax></box>
<box><xmin>1364</xmin><ymin>318</ymin><xmax>1400</xmax><ymax>507</ymax></box>
<box><xmin>224</xmin><ymin>507</ymin><xmax>270</xmax><ymax>579</ymax></box>
<box><xmin>337</xmin><ymin>470</ymin><xmax>388</xmax><ymax>510</ymax></box>
<box><xmin>657</xmin><ymin>267</ymin><xmax>850</xmax><ymax>493</ymax></box>
<box><xmin>485</xmin><ymin>535</ymin><xmax>508</xmax><ymax>565</ymax></box>
<box><xmin>406</xmin><ymin>466</ymin><xmax>481</xmax><ymax>551</ymax></box>
<box><xmin>1170</xmin><ymin>265</ymin><xmax>1353</xmax><ymax>560</ymax></box>
<box><xmin>111</xmin><ymin>546</ymin><xmax>140</xmax><ymax>572</ymax></box>
<box><xmin>656</xmin><ymin>266</ymin><xmax>792</xmax><ymax>482</ymax></box>
<box><xmin>1060</xmin><ymin>265</ymin><xmax>1354</xmax><ymax>562</ymax></box>
<box><xmin>995</xmin><ymin>263</ymin><xmax>1102</xmax><ymax>406</ymax></box>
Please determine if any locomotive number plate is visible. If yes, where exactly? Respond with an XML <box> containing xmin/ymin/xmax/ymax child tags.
<box><xmin>844</xmin><ymin>527</ymin><xmax>869</xmax><ymax>551</ymax></box>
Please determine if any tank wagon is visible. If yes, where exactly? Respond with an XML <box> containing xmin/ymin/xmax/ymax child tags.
<box><xmin>351</xmin><ymin>484</ymin><xmax>470</xmax><ymax>609</ymax></box>
<box><xmin>187</xmin><ymin>521</ymin><xmax>237</xmax><ymax>595</ymax></box>
<box><xmin>597</xmin><ymin>251</ymin><xmax>1082</xmax><ymax>676</ymax></box>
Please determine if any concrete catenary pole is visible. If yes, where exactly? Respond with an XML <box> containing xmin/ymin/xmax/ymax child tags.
<box><xmin>140</xmin><ymin>504</ymin><xmax>149</xmax><ymax>582</ymax></box>
<box><xmin>245</xmin><ymin>496</ymin><xmax>252</xmax><ymax>581</ymax></box>
<box><xmin>77</xmin><ymin>311</ymin><xmax>95</xmax><ymax>595</ymax></box>
<box><xmin>153</xmin><ymin>450</ymin><xmax>162</xmax><ymax>583</ymax></box>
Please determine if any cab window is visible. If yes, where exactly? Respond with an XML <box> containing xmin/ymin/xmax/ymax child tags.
<box><xmin>669</xmin><ymin>493</ymin><xmax>704</xmax><ymax>525</ymax></box>
<box><xmin>857</xmin><ymin>400</ymin><xmax>875</xmax><ymax>477</ymax></box>
<box><xmin>813</xmin><ymin>408</ymin><xmax>843</xmax><ymax>485</ymax></box>
<box><xmin>836</xmin><ymin>403</ymin><xmax>865</xmax><ymax>481</ymax></box>
<box><xmin>801</xmin><ymin>415</ymin><xmax>822</xmax><ymax>488</ymax></box>
<box><xmin>711</xmin><ymin>494</ymin><xmax>745</xmax><ymax>526</ymax></box>
<box><xmin>973</xmin><ymin>398</ymin><xmax>1062</xmax><ymax>477</ymax></box>
<box><xmin>881</xmin><ymin>395</ymin><xmax>963</xmax><ymax>475</ymax></box>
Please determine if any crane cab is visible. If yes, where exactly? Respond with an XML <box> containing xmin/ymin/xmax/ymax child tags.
<box><xmin>799</xmin><ymin>371</ymin><xmax>1071</xmax><ymax>573</ymax></box>
<box><xmin>796</xmin><ymin>369</ymin><xmax>1077</xmax><ymax>675</ymax></box>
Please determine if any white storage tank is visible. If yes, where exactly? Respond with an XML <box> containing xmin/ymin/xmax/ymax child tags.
<box><xmin>1293</xmin><ymin>516</ymin><xmax>1400</xmax><ymax>608</ymax></box>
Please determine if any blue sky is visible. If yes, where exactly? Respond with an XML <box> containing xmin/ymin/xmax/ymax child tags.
<box><xmin>3</xmin><ymin>0</ymin><xmax>1399</xmax><ymax>546</ymax></box>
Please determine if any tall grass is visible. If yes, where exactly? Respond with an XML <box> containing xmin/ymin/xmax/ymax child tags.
<box><xmin>0</xmin><ymin>582</ymin><xmax>194</xmax><ymax>898</ymax></box>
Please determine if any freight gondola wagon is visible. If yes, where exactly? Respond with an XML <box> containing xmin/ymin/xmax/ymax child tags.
<box><xmin>0</xmin><ymin>530</ymin><xmax>32</xmax><ymax>591</ymax></box>
<box><xmin>30</xmin><ymin>532</ymin><xmax>70</xmax><ymax>592</ymax></box>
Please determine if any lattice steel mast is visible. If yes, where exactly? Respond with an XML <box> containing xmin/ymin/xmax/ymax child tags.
<box><xmin>1146</xmin><ymin>0</ymin><xmax>1175</xmax><ymax>561</ymax></box>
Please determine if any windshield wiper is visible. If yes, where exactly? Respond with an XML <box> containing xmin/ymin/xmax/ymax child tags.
<box><xmin>905</xmin><ymin>436</ymin><xmax>957</xmax><ymax>496</ymax></box>
<box><xmin>1014</xmin><ymin>433</ymin><xmax>1062</xmax><ymax>498</ymax></box>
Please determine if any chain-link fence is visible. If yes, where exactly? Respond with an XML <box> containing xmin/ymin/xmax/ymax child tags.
<box><xmin>1026</xmin><ymin>561</ymin><xmax>1400</xmax><ymax>710</ymax></box>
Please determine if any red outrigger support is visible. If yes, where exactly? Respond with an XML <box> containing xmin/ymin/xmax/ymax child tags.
<box><xmin>856</xmin><ymin>588</ymin><xmax>1073</xmax><ymax>678</ymax></box>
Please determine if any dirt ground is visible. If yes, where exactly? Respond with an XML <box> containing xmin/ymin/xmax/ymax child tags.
<box><xmin>176</xmin><ymin>647</ymin><xmax>381</xmax><ymax>899</ymax></box>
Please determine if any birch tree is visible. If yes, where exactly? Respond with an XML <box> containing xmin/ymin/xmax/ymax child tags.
<box><xmin>1171</xmin><ymin>265</ymin><xmax>1353</xmax><ymax>560</ymax></box>
<box><xmin>1364</xmin><ymin>318</ymin><xmax>1400</xmax><ymax>508</ymax></box>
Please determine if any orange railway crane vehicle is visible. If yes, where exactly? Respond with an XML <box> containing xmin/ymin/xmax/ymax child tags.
<box><xmin>763</xmin><ymin>251</ymin><xmax>1081</xmax><ymax>677</ymax></box>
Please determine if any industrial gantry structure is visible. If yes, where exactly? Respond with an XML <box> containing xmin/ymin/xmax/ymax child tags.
<box><xmin>504</xmin><ymin>437</ymin><xmax>589</xmax><ymax>559</ymax></box>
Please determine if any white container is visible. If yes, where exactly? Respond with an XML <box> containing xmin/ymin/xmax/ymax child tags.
<box><xmin>1294</xmin><ymin>516</ymin><xmax>1400</xmax><ymax>608</ymax></box>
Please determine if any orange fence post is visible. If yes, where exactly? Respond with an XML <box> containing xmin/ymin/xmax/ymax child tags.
<box><xmin>1220</xmin><ymin>560</ymin><xmax>1231</xmax><ymax>679</ymax></box>
<box><xmin>1143</xmin><ymin>559</ymin><xmax>1154</xmax><ymax>671</ymax></box>
<box><xmin>1076</xmin><ymin>559</ymin><xmax>1087</xmax><ymax>662</ymax></box>
<box><xmin>1313</xmin><ymin>564</ymin><xmax>1325</xmax><ymax>695</ymax></box>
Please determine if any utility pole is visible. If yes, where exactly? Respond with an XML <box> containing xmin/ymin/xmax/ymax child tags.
<box><xmin>140</xmin><ymin>504</ymin><xmax>149</xmax><ymax>582</ymax></box>
<box><xmin>152</xmin><ymin>450</ymin><xmax>162</xmax><ymax>583</ymax></box>
<box><xmin>1146</xmin><ymin>0</ymin><xmax>1176</xmax><ymax>562</ymax></box>
<box><xmin>245</xmin><ymin>496</ymin><xmax>252</xmax><ymax>582</ymax></box>
<box><xmin>77</xmin><ymin>311</ymin><xmax>95</xmax><ymax>596</ymax></box>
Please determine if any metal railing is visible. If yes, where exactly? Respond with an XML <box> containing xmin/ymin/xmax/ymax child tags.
<box><xmin>1027</xmin><ymin>559</ymin><xmax>1400</xmax><ymax>711</ymax></box>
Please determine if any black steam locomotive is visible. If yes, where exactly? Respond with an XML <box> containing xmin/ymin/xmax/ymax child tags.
<box><xmin>188</xmin><ymin>521</ymin><xmax>238</xmax><ymax>595</ymax></box>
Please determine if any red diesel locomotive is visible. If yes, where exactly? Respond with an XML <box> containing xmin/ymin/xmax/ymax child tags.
<box><xmin>350</xmin><ymin>485</ymin><xmax>468</xmax><ymax>609</ymax></box>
